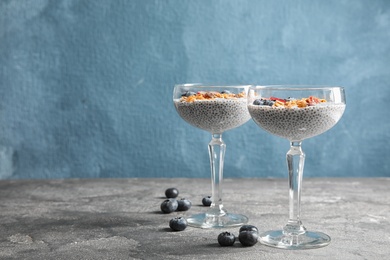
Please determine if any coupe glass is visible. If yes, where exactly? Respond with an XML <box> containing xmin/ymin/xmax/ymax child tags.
<box><xmin>173</xmin><ymin>83</ymin><xmax>251</xmax><ymax>228</ymax></box>
<box><xmin>247</xmin><ymin>85</ymin><xmax>346</xmax><ymax>249</ymax></box>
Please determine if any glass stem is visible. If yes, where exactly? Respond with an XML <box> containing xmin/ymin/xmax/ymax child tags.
<box><xmin>208</xmin><ymin>133</ymin><xmax>226</xmax><ymax>214</ymax></box>
<box><xmin>284</xmin><ymin>141</ymin><xmax>306</xmax><ymax>236</ymax></box>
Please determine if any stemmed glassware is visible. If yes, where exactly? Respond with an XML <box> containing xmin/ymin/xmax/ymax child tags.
<box><xmin>173</xmin><ymin>84</ymin><xmax>251</xmax><ymax>228</ymax></box>
<box><xmin>247</xmin><ymin>85</ymin><xmax>346</xmax><ymax>249</ymax></box>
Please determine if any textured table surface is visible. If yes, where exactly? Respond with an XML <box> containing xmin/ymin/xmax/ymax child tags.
<box><xmin>0</xmin><ymin>178</ymin><xmax>389</xmax><ymax>260</ymax></box>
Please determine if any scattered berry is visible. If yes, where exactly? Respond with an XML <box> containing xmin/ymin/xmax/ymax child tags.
<box><xmin>218</xmin><ymin>232</ymin><xmax>236</xmax><ymax>246</ymax></box>
<box><xmin>239</xmin><ymin>225</ymin><xmax>259</xmax><ymax>234</ymax></box>
<box><xmin>238</xmin><ymin>230</ymin><xmax>259</xmax><ymax>247</ymax></box>
<box><xmin>160</xmin><ymin>199</ymin><xmax>178</xmax><ymax>213</ymax></box>
<box><xmin>169</xmin><ymin>217</ymin><xmax>188</xmax><ymax>231</ymax></box>
<box><xmin>202</xmin><ymin>196</ymin><xmax>212</xmax><ymax>206</ymax></box>
<box><xmin>177</xmin><ymin>198</ymin><xmax>192</xmax><ymax>211</ymax></box>
<box><xmin>165</xmin><ymin>188</ymin><xmax>179</xmax><ymax>198</ymax></box>
<box><xmin>221</xmin><ymin>90</ymin><xmax>232</xmax><ymax>94</ymax></box>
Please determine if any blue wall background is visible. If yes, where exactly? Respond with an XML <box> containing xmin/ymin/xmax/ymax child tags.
<box><xmin>0</xmin><ymin>0</ymin><xmax>389</xmax><ymax>179</ymax></box>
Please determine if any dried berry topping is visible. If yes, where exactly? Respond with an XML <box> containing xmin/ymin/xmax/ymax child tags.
<box><xmin>270</xmin><ymin>97</ymin><xmax>286</xmax><ymax>103</ymax></box>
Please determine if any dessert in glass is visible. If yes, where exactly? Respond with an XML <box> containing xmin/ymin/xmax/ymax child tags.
<box><xmin>173</xmin><ymin>84</ymin><xmax>251</xmax><ymax>228</ymax></box>
<box><xmin>247</xmin><ymin>85</ymin><xmax>346</xmax><ymax>249</ymax></box>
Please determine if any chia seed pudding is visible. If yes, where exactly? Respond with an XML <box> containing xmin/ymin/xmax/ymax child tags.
<box><xmin>248</xmin><ymin>103</ymin><xmax>346</xmax><ymax>141</ymax></box>
<box><xmin>174</xmin><ymin>98</ymin><xmax>251</xmax><ymax>134</ymax></box>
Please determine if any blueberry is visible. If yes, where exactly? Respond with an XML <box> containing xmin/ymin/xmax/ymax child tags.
<box><xmin>177</xmin><ymin>198</ymin><xmax>192</xmax><ymax>211</ymax></box>
<box><xmin>253</xmin><ymin>99</ymin><xmax>265</xmax><ymax>105</ymax></box>
<box><xmin>202</xmin><ymin>196</ymin><xmax>212</xmax><ymax>206</ymax></box>
<box><xmin>221</xmin><ymin>90</ymin><xmax>231</xmax><ymax>94</ymax></box>
<box><xmin>238</xmin><ymin>230</ymin><xmax>259</xmax><ymax>247</ymax></box>
<box><xmin>239</xmin><ymin>225</ymin><xmax>259</xmax><ymax>234</ymax></box>
<box><xmin>169</xmin><ymin>217</ymin><xmax>188</xmax><ymax>231</ymax></box>
<box><xmin>165</xmin><ymin>188</ymin><xmax>179</xmax><ymax>198</ymax></box>
<box><xmin>218</xmin><ymin>232</ymin><xmax>236</xmax><ymax>246</ymax></box>
<box><xmin>181</xmin><ymin>91</ymin><xmax>196</xmax><ymax>97</ymax></box>
<box><xmin>265</xmin><ymin>100</ymin><xmax>275</xmax><ymax>106</ymax></box>
<box><xmin>160</xmin><ymin>199</ymin><xmax>178</xmax><ymax>213</ymax></box>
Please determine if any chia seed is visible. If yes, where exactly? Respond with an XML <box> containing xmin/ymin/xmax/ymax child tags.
<box><xmin>174</xmin><ymin>98</ymin><xmax>251</xmax><ymax>134</ymax></box>
<box><xmin>248</xmin><ymin>103</ymin><xmax>346</xmax><ymax>141</ymax></box>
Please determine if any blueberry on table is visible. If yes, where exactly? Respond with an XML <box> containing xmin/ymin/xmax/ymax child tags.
<box><xmin>169</xmin><ymin>217</ymin><xmax>188</xmax><ymax>231</ymax></box>
<box><xmin>177</xmin><ymin>198</ymin><xmax>192</xmax><ymax>211</ymax></box>
<box><xmin>202</xmin><ymin>196</ymin><xmax>212</xmax><ymax>206</ymax></box>
<box><xmin>238</xmin><ymin>230</ymin><xmax>259</xmax><ymax>247</ymax></box>
<box><xmin>160</xmin><ymin>199</ymin><xmax>178</xmax><ymax>213</ymax></box>
<box><xmin>239</xmin><ymin>225</ymin><xmax>259</xmax><ymax>234</ymax></box>
<box><xmin>165</xmin><ymin>188</ymin><xmax>179</xmax><ymax>198</ymax></box>
<box><xmin>218</xmin><ymin>232</ymin><xmax>236</xmax><ymax>246</ymax></box>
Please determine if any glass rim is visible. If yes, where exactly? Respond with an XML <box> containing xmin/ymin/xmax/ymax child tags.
<box><xmin>174</xmin><ymin>83</ymin><xmax>253</xmax><ymax>89</ymax></box>
<box><xmin>250</xmin><ymin>85</ymin><xmax>344</xmax><ymax>91</ymax></box>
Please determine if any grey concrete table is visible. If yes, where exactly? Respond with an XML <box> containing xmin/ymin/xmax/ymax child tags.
<box><xmin>0</xmin><ymin>178</ymin><xmax>389</xmax><ymax>260</ymax></box>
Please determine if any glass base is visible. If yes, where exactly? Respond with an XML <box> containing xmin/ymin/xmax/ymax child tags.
<box><xmin>187</xmin><ymin>212</ymin><xmax>248</xmax><ymax>229</ymax></box>
<box><xmin>259</xmin><ymin>230</ymin><xmax>331</xmax><ymax>249</ymax></box>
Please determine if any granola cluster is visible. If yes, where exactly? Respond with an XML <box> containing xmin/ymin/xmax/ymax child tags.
<box><xmin>253</xmin><ymin>96</ymin><xmax>326</xmax><ymax>108</ymax></box>
<box><xmin>180</xmin><ymin>91</ymin><xmax>246</xmax><ymax>103</ymax></box>
<box><xmin>275</xmin><ymin>96</ymin><xmax>326</xmax><ymax>108</ymax></box>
